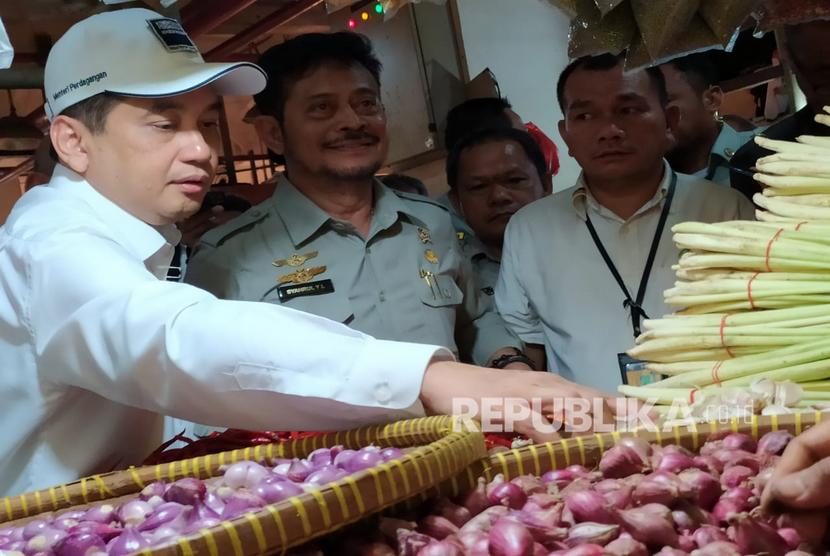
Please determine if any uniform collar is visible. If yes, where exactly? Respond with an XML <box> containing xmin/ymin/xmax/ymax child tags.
<box><xmin>571</xmin><ymin>160</ymin><xmax>674</xmax><ymax>223</ymax></box>
<box><xmin>270</xmin><ymin>176</ymin><xmax>331</xmax><ymax>246</ymax></box>
<box><xmin>371</xmin><ymin>180</ymin><xmax>430</xmax><ymax>233</ymax></box>
<box><xmin>47</xmin><ymin>164</ymin><xmax>180</xmax><ymax>263</ymax></box>
<box><xmin>270</xmin><ymin>175</ymin><xmax>427</xmax><ymax>246</ymax></box>
<box><xmin>460</xmin><ymin>231</ymin><xmax>500</xmax><ymax>263</ymax></box>
<box><xmin>710</xmin><ymin>123</ymin><xmax>752</xmax><ymax>163</ymax></box>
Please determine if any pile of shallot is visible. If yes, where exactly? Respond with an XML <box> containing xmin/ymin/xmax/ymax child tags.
<box><xmin>0</xmin><ymin>445</ymin><xmax>401</xmax><ymax>556</ymax></box>
<box><xmin>296</xmin><ymin>430</ymin><xmax>817</xmax><ymax>556</ymax></box>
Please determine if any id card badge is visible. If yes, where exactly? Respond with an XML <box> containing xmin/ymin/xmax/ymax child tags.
<box><xmin>618</xmin><ymin>353</ymin><xmax>663</xmax><ymax>386</ymax></box>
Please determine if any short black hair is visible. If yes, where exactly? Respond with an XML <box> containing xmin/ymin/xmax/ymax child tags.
<box><xmin>556</xmin><ymin>53</ymin><xmax>668</xmax><ymax>112</ymax></box>
<box><xmin>667</xmin><ymin>52</ymin><xmax>722</xmax><ymax>95</ymax></box>
<box><xmin>254</xmin><ymin>32</ymin><xmax>382</xmax><ymax>123</ymax></box>
<box><xmin>49</xmin><ymin>92</ymin><xmax>122</xmax><ymax>162</ymax></box>
<box><xmin>61</xmin><ymin>92</ymin><xmax>122</xmax><ymax>133</ymax></box>
<box><xmin>444</xmin><ymin>97</ymin><xmax>514</xmax><ymax>151</ymax></box>
<box><xmin>446</xmin><ymin>127</ymin><xmax>547</xmax><ymax>189</ymax></box>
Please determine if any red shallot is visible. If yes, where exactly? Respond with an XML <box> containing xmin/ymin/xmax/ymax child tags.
<box><xmin>757</xmin><ymin>430</ymin><xmax>794</xmax><ymax>456</ymax></box>
<box><xmin>488</xmin><ymin>518</ymin><xmax>534</xmax><ymax>556</ymax></box>
<box><xmin>564</xmin><ymin>491</ymin><xmax>615</xmax><ymax>525</ymax></box>
<box><xmin>616</xmin><ymin>503</ymin><xmax>678</xmax><ymax>548</ymax></box>
<box><xmin>599</xmin><ymin>445</ymin><xmax>646</xmax><ymax>479</ymax></box>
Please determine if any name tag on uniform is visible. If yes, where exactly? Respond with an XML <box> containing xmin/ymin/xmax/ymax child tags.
<box><xmin>277</xmin><ymin>279</ymin><xmax>335</xmax><ymax>302</ymax></box>
<box><xmin>618</xmin><ymin>353</ymin><xmax>663</xmax><ymax>386</ymax></box>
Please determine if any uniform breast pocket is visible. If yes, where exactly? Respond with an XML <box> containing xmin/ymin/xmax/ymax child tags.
<box><xmin>264</xmin><ymin>282</ymin><xmax>354</xmax><ymax>324</ymax></box>
<box><xmin>419</xmin><ymin>273</ymin><xmax>463</xmax><ymax>308</ymax></box>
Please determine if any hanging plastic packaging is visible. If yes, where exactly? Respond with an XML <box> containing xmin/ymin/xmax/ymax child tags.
<box><xmin>630</xmin><ymin>0</ymin><xmax>701</xmax><ymax>60</ymax></box>
<box><xmin>559</xmin><ymin>0</ymin><xmax>757</xmax><ymax>69</ymax></box>
<box><xmin>0</xmin><ymin>18</ymin><xmax>13</xmax><ymax>69</ymax></box>
<box><xmin>548</xmin><ymin>0</ymin><xmax>579</xmax><ymax>17</ymax></box>
<box><xmin>593</xmin><ymin>0</ymin><xmax>626</xmax><ymax>16</ymax></box>
<box><xmin>698</xmin><ymin>0</ymin><xmax>758</xmax><ymax>47</ymax></box>
<box><xmin>568</xmin><ymin>0</ymin><xmax>637</xmax><ymax>59</ymax></box>
<box><xmin>380</xmin><ymin>0</ymin><xmax>446</xmax><ymax>20</ymax></box>
<box><xmin>625</xmin><ymin>14</ymin><xmax>721</xmax><ymax>70</ymax></box>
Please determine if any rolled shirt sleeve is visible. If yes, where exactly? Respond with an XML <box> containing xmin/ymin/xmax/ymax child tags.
<box><xmin>24</xmin><ymin>232</ymin><xmax>448</xmax><ymax>431</ymax></box>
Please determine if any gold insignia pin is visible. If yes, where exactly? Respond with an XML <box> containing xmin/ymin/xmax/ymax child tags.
<box><xmin>273</xmin><ymin>251</ymin><xmax>319</xmax><ymax>268</ymax></box>
<box><xmin>278</xmin><ymin>265</ymin><xmax>326</xmax><ymax>284</ymax></box>
<box><xmin>417</xmin><ymin>227</ymin><xmax>432</xmax><ymax>244</ymax></box>
<box><xmin>424</xmin><ymin>249</ymin><xmax>439</xmax><ymax>264</ymax></box>
<box><xmin>420</xmin><ymin>269</ymin><xmax>436</xmax><ymax>299</ymax></box>
<box><xmin>456</xmin><ymin>231</ymin><xmax>465</xmax><ymax>241</ymax></box>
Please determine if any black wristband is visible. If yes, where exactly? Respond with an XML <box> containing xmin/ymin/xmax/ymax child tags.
<box><xmin>490</xmin><ymin>353</ymin><xmax>534</xmax><ymax>370</ymax></box>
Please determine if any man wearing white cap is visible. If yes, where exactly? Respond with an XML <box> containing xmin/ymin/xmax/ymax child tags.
<box><xmin>0</xmin><ymin>8</ymin><xmax>617</xmax><ymax>496</ymax></box>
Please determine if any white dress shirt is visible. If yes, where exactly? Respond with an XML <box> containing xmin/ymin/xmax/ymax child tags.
<box><xmin>0</xmin><ymin>165</ymin><xmax>446</xmax><ymax>496</ymax></box>
<box><xmin>496</xmin><ymin>163</ymin><xmax>755</xmax><ymax>394</ymax></box>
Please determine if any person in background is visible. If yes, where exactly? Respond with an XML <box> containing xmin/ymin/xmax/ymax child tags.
<box><xmin>731</xmin><ymin>18</ymin><xmax>830</xmax><ymax>199</ymax></box>
<box><xmin>443</xmin><ymin>98</ymin><xmax>558</xmax><ymax>193</ymax></box>
<box><xmin>763</xmin><ymin>418</ymin><xmax>830</xmax><ymax>546</ymax></box>
<box><xmin>187</xmin><ymin>33</ymin><xmax>535</xmax><ymax>372</ymax></box>
<box><xmin>444</xmin><ymin>97</ymin><xmax>524</xmax><ymax>153</ymax></box>
<box><xmin>439</xmin><ymin>97</ymin><xmax>557</xmax><ymax>291</ymax></box>
<box><xmin>438</xmin><ymin>97</ymin><xmax>532</xmax><ymax>237</ymax></box>
<box><xmin>446</xmin><ymin>127</ymin><xmax>547</xmax><ymax>298</ymax></box>
<box><xmin>660</xmin><ymin>52</ymin><xmax>762</xmax><ymax>187</ymax></box>
<box><xmin>496</xmin><ymin>53</ymin><xmax>755</xmax><ymax>388</ymax></box>
<box><xmin>381</xmin><ymin>173</ymin><xmax>429</xmax><ymax>196</ymax></box>
<box><xmin>0</xmin><ymin>9</ymin><xmax>617</xmax><ymax>497</ymax></box>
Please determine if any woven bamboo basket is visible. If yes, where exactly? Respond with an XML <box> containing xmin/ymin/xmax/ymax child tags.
<box><xmin>424</xmin><ymin>412</ymin><xmax>828</xmax><ymax>502</ymax></box>
<box><xmin>0</xmin><ymin>415</ymin><xmax>487</xmax><ymax>555</ymax></box>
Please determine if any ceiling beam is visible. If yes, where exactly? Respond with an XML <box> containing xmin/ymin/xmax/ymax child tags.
<box><xmin>180</xmin><ymin>0</ymin><xmax>261</xmax><ymax>38</ymax></box>
<box><xmin>205</xmin><ymin>0</ymin><xmax>324</xmax><ymax>62</ymax></box>
<box><xmin>0</xmin><ymin>67</ymin><xmax>45</xmax><ymax>90</ymax></box>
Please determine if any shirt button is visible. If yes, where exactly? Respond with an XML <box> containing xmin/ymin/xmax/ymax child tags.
<box><xmin>379</xmin><ymin>291</ymin><xmax>386</xmax><ymax>302</ymax></box>
<box><xmin>375</xmin><ymin>382</ymin><xmax>392</xmax><ymax>404</ymax></box>
<box><xmin>366</xmin><ymin>247</ymin><xmax>372</xmax><ymax>255</ymax></box>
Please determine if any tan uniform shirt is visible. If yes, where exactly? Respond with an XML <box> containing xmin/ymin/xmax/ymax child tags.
<box><xmin>187</xmin><ymin>176</ymin><xmax>520</xmax><ymax>365</ymax></box>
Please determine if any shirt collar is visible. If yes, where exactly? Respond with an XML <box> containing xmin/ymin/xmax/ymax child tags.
<box><xmin>571</xmin><ymin>160</ymin><xmax>674</xmax><ymax>223</ymax></box>
<box><xmin>270</xmin><ymin>175</ymin><xmax>427</xmax><ymax>246</ymax></box>
<box><xmin>47</xmin><ymin>164</ymin><xmax>180</xmax><ymax>263</ymax></box>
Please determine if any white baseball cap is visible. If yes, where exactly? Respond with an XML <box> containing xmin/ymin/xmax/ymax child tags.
<box><xmin>44</xmin><ymin>8</ymin><xmax>267</xmax><ymax>120</ymax></box>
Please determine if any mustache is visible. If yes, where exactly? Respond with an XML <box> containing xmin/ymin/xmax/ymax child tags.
<box><xmin>323</xmin><ymin>131</ymin><xmax>380</xmax><ymax>147</ymax></box>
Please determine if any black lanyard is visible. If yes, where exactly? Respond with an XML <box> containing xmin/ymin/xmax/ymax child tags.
<box><xmin>584</xmin><ymin>172</ymin><xmax>677</xmax><ymax>338</ymax></box>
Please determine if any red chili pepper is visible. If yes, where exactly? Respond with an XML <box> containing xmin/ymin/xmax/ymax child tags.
<box><xmin>484</xmin><ymin>433</ymin><xmax>526</xmax><ymax>451</ymax></box>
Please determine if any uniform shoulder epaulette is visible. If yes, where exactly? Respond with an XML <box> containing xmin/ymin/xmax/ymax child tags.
<box><xmin>392</xmin><ymin>190</ymin><xmax>450</xmax><ymax>212</ymax></box>
<box><xmin>199</xmin><ymin>204</ymin><xmax>270</xmax><ymax>248</ymax></box>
